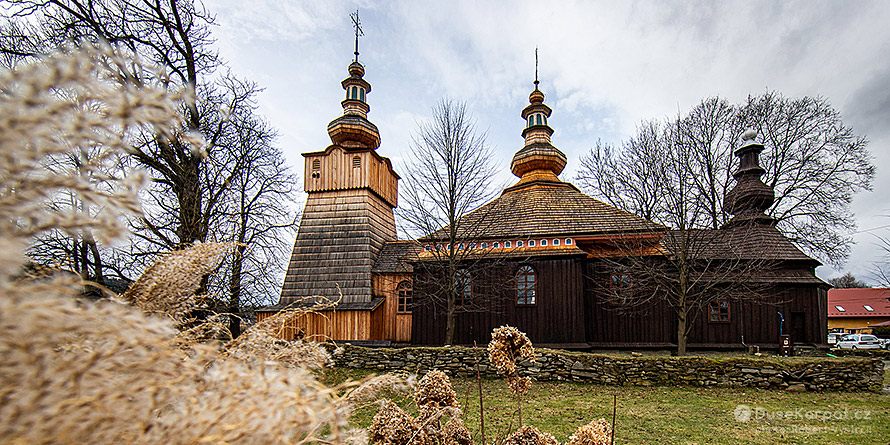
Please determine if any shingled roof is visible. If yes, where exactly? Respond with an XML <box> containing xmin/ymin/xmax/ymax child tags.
<box><xmin>424</xmin><ymin>182</ymin><xmax>664</xmax><ymax>241</ymax></box>
<box><xmin>659</xmin><ymin>225</ymin><xmax>818</xmax><ymax>263</ymax></box>
<box><xmin>373</xmin><ymin>240</ymin><xmax>421</xmax><ymax>273</ymax></box>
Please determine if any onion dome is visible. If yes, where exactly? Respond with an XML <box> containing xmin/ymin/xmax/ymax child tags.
<box><xmin>508</xmin><ymin>80</ymin><xmax>568</xmax><ymax>189</ymax></box>
<box><xmin>723</xmin><ymin>129</ymin><xmax>776</xmax><ymax>227</ymax></box>
<box><xmin>327</xmin><ymin>60</ymin><xmax>380</xmax><ymax>149</ymax></box>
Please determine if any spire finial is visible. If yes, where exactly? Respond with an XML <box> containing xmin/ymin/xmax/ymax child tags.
<box><xmin>534</xmin><ymin>47</ymin><xmax>539</xmax><ymax>89</ymax></box>
<box><xmin>350</xmin><ymin>10</ymin><xmax>363</xmax><ymax>62</ymax></box>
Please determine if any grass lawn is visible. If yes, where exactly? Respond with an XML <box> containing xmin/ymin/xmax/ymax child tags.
<box><xmin>323</xmin><ymin>367</ymin><xmax>890</xmax><ymax>444</ymax></box>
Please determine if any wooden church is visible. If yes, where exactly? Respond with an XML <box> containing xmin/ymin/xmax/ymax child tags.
<box><xmin>258</xmin><ymin>45</ymin><xmax>828</xmax><ymax>350</ymax></box>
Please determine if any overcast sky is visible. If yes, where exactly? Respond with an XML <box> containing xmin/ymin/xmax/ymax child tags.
<box><xmin>203</xmin><ymin>0</ymin><xmax>890</xmax><ymax>283</ymax></box>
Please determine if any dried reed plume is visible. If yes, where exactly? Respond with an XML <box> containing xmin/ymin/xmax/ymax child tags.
<box><xmin>0</xmin><ymin>46</ymin><xmax>360</xmax><ymax>444</ymax></box>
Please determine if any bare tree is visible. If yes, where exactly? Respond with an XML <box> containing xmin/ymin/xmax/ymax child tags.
<box><xmin>589</xmin><ymin>121</ymin><xmax>777</xmax><ymax>355</ymax></box>
<box><xmin>399</xmin><ymin>99</ymin><xmax>499</xmax><ymax>345</ymax></box>
<box><xmin>827</xmin><ymin>272</ymin><xmax>870</xmax><ymax>289</ymax></box>
<box><xmin>6</xmin><ymin>2</ymin><xmax>300</xmax><ymax>334</ymax></box>
<box><xmin>205</xmin><ymin>78</ymin><xmax>298</xmax><ymax>337</ymax></box>
<box><xmin>578</xmin><ymin>92</ymin><xmax>873</xmax><ymax>267</ymax></box>
<box><xmin>2</xmin><ymin>0</ymin><xmax>220</xmax><ymax>254</ymax></box>
<box><xmin>873</xmin><ymin>232</ymin><xmax>890</xmax><ymax>287</ymax></box>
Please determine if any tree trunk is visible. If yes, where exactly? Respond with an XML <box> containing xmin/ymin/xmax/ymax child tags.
<box><xmin>444</xmin><ymin>296</ymin><xmax>456</xmax><ymax>345</ymax></box>
<box><xmin>676</xmin><ymin>308</ymin><xmax>688</xmax><ymax>356</ymax></box>
<box><xmin>227</xmin><ymin>244</ymin><xmax>246</xmax><ymax>339</ymax></box>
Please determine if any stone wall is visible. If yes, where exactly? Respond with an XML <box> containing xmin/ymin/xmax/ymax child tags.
<box><xmin>329</xmin><ymin>345</ymin><xmax>884</xmax><ymax>392</ymax></box>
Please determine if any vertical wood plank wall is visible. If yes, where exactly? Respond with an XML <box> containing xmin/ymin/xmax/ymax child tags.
<box><xmin>409</xmin><ymin>257</ymin><xmax>827</xmax><ymax>347</ymax></box>
<box><xmin>373</xmin><ymin>273</ymin><xmax>413</xmax><ymax>342</ymax></box>
<box><xmin>257</xmin><ymin>310</ymin><xmax>376</xmax><ymax>342</ymax></box>
<box><xmin>304</xmin><ymin>147</ymin><xmax>398</xmax><ymax>207</ymax></box>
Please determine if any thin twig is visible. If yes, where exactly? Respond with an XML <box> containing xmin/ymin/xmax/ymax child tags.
<box><xmin>474</xmin><ymin>340</ymin><xmax>485</xmax><ymax>445</ymax></box>
<box><xmin>610</xmin><ymin>393</ymin><xmax>617</xmax><ymax>445</ymax></box>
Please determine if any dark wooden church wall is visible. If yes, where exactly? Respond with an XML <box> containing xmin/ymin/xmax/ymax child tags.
<box><xmin>581</xmin><ymin>261</ymin><xmax>675</xmax><ymax>345</ymax></box>
<box><xmin>581</xmin><ymin>261</ymin><xmax>827</xmax><ymax>347</ymax></box>
<box><xmin>413</xmin><ymin>258</ymin><xmax>827</xmax><ymax>348</ymax></box>
<box><xmin>411</xmin><ymin>257</ymin><xmax>586</xmax><ymax>345</ymax></box>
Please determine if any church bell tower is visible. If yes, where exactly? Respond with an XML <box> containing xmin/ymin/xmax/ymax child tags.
<box><xmin>279</xmin><ymin>13</ymin><xmax>399</xmax><ymax>306</ymax></box>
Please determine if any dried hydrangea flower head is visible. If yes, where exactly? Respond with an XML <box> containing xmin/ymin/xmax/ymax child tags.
<box><xmin>414</xmin><ymin>370</ymin><xmax>460</xmax><ymax>409</ymax></box>
<box><xmin>488</xmin><ymin>325</ymin><xmax>536</xmax><ymax>376</ymax></box>
<box><xmin>367</xmin><ymin>400</ymin><xmax>429</xmax><ymax>445</ymax></box>
<box><xmin>441</xmin><ymin>417</ymin><xmax>473</xmax><ymax>445</ymax></box>
<box><xmin>508</xmin><ymin>375</ymin><xmax>532</xmax><ymax>396</ymax></box>
<box><xmin>567</xmin><ymin>418</ymin><xmax>613</xmax><ymax>445</ymax></box>
<box><xmin>503</xmin><ymin>425</ymin><xmax>560</xmax><ymax>445</ymax></box>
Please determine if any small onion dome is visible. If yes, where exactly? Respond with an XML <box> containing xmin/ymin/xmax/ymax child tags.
<box><xmin>510</xmin><ymin>142</ymin><xmax>567</xmax><ymax>178</ymax></box>
<box><xmin>529</xmin><ymin>87</ymin><xmax>545</xmax><ymax>104</ymax></box>
<box><xmin>348</xmin><ymin>60</ymin><xmax>365</xmax><ymax>77</ymax></box>
<box><xmin>327</xmin><ymin>60</ymin><xmax>380</xmax><ymax>149</ymax></box>
<box><xmin>508</xmin><ymin>83</ymin><xmax>567</xmax><ymax>188</ymax></box>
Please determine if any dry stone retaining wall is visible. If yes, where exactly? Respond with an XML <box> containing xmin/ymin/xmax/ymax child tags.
<box><xmin>329</xmin><ymin>345</ymin><xmax>884</xmax><ymax>392</ymax></box>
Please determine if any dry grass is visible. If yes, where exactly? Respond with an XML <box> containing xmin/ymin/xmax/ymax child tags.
<box><xmin>0</xmin><ymin>47</ymin><xmax>405</xmax><ymax>444</ymax></box>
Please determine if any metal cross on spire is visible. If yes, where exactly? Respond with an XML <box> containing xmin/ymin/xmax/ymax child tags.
<box><xmin>351</xmin><ymin>10</ymin><xmax>363</xmax><ymax>62</ymax></box>
<box><xmin>534</xmin><ymin>47</ymin><xmax>539</xmax><ymax>89</ymax></box>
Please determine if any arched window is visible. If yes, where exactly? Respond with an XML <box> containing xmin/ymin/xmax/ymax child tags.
<box><xmin>350</xmin><ymin>85</ymin><xmax>358</xmax><ymax>100</ymax></box>
<box><xmin>353</xmin><ymin>155</ymin><xmax>361</xmax><ymax>168</ymax></box>
<box><xmin>359</xmin><ymin>88</ymin><xmax>365</xmax><ymax>102</ymax></box>
<box><xmin>516</xmin><ymin>265</ymin><xmax>536</xmax><ymax>305</ymax></box>
<box><xmin>397</xmin><ymin>280</ymin><xmax>413</xmax><ymax>313</ymax></box>
<box><xmin>455</xmin><ymin>269</ymin><xmax>472</xmax><ymax>306</ymax></box>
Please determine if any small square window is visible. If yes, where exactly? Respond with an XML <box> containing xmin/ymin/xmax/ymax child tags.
<box><xmin>709</xmin><ymin>299</ymin><xmax>730</xmax><ymax>322</ymax></box>
<box><xmin>540</xmin><ymin>239</ymin><xmax>547</xmax><ymax>246</ymax></box>
<box><xmin>470</xmin><ymin>243</ymin><xmax>476</xmax><ymax>250</ymax></box>
<box><xmin>505</xmin><ymin>241</ymin><xmax>512</xmax><ymax>248</ymax></box>
<box><xmin>553</xmin><ymin>239</ymin><xmax>560</xmax><ymax>245</ymax></box>
<box><xmin>565</xmin><ymin>238</ymin><xmax>572</xmax><ymax>245</ymax></box>
<box><xmin>424</xmin><ymin>245</ymin><xmax>430</xmax><ymax>251</ymax></box>
<box><xmin>493</xmin><ymin>242</ymin><xmax>500</xmax><ymax>248</ymax></box>
<box><xmin>864</xmin><ymin>305</ymin><xmax>874</xmax><ymax>312</ymax></box>
<box><xmin>481</xmin><ymin>242</ymin><xmax>488</xmax><ymax>249</ymax></box>
<box><xmin>529</xmin><ymin>240</ymin><xmax>535</xmax><ymax>247</ymax></box>
<box><xmin>835</xmin><ymin>305</ymin><xmax>846</xmax><ymax>312</ymax></box>
<box><xmin>517</xmin><ymin>241</ymin><xmax>524</xmax><ymax>247</ymax></box>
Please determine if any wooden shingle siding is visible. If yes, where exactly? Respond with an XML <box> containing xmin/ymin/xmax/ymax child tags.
<box><xmin>280</xmin><ymin>188</ymin><xmax>396</xmax><ymax>305</ymax></box>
